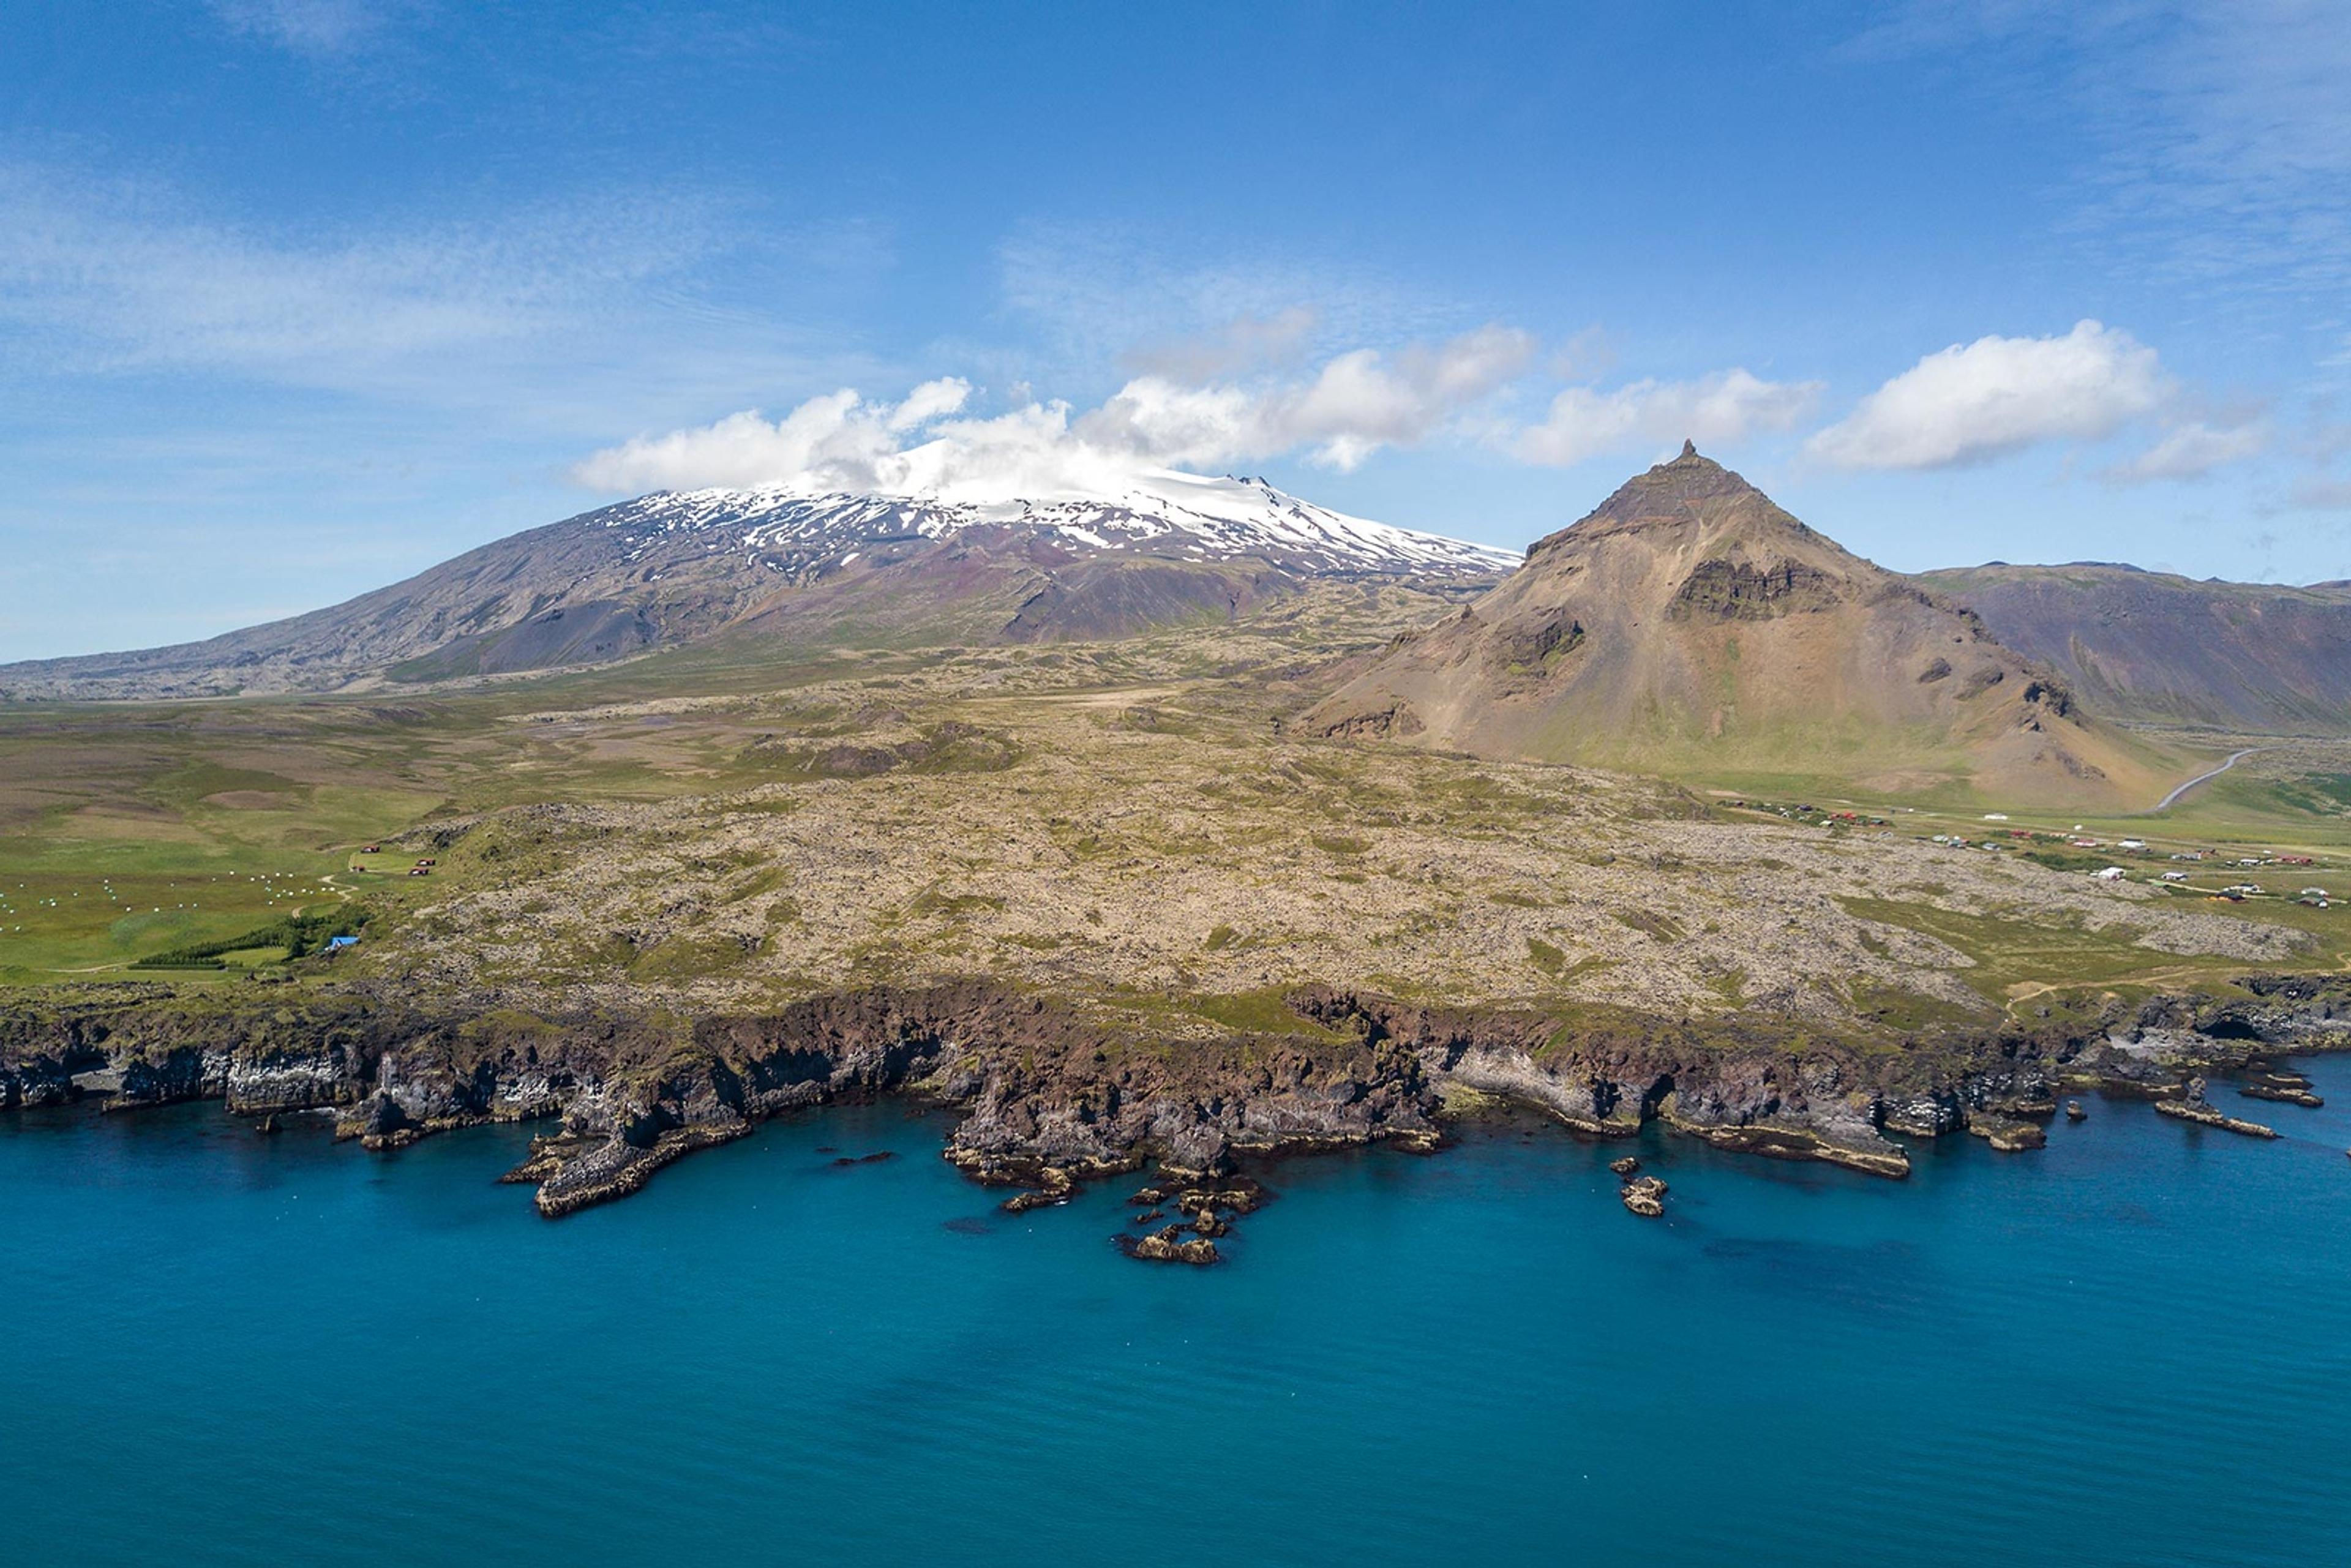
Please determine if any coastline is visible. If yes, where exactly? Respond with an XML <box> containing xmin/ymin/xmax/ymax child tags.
<box><xmin>6</xmin><ymin>970</ymin><xmax>2342</xmax><ymax>1254</ymax></box>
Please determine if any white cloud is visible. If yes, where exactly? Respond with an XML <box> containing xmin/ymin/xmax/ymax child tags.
<box><xmin>577</xmin><ymin>327</ymin><xmax>1540</xmax><ymax>499</ymax></box>
<box><xmin>1807</xmin><ymin>320</ymin><xmax>2168</xmax><ymax>470</ymax></box>
<box><xmin>1513</xmin><ymin>369</ymin><xmax>1821</xmax><ymax>467</ymax></box>
<box><xmin>2103</xmin><ymin>418</ymin><xmax>2269</xmax><ymax>483</ymax></box>
<box><xmin>1086</xmin><ymin>324</ymin><xmax>1535</xmax><ymax>471</ymax></box>
<box><xmin>884</xmin><ymin>377</ymin><xmax>972</xmax><ymax>430</ymax></box>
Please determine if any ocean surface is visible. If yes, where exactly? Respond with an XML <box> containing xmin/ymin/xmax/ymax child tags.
<box><xmin>5</xmin><ymin>1060</ymin><xmax>2348</xmax><ymax>1567</ymax></box>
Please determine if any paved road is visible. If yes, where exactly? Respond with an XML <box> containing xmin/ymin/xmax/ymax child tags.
<box><xmin>2153</xmin><ymin>748</ymin><xmax>2264</xmax><ymax>811</ymax></box>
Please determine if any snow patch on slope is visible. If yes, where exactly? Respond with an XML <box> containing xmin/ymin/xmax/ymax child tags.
<box><xmin>593</xmin><ymin>470</ymin><xmax>1518</xmax><ymax>577</ymax></box>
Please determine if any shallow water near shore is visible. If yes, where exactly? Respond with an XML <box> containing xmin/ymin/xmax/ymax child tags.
<box><xmin>5</xmin><ymin>1060</ymin><xmax>2348</xmax><ymax>1567</ymax></box>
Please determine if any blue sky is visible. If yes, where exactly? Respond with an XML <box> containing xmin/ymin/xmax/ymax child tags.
<box><xmin>4</xmin><ymin>0</ymin><xmax>2349</xmax><ymax>660</ymax></box>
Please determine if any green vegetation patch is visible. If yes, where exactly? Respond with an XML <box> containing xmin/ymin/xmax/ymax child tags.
<box><xmin>904</xmin><ymin>889</ymin><xmax>1006</xmax><ymax>922</ymax></box>
<box><xmin>1835</xmin><ymin>895</ymin><xmax>2246</xmax><ymax>1002</ymax></box>
<box><xmin>1613</xmin><ymin>908</ymin><xmax>1685</xmax><ymax>942</ymax></box>
<box><xmin>1182</xmin><ymin>987</ymin><xmax>1357</xmax><ymax>1043</ymax></box>
<box><xmin>628</xmin><ymin>932</ymin><xmax>755</xmax><ymax>980</ymax></box>
<box><xmin>1846</xmin><ymin>979</ymin><xmax>1982</xmax><ymax>1035</ymax></box>
<box><xmin>130</xmin><ymin>907</ymin><xmax>370</xmax><ymax>970</ymax></box>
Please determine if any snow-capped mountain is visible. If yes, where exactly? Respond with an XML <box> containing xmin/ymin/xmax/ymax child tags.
<box><xmin>594</xmin><ymin>470</ymin><xmax>1517</xmax><ymax>580</ymax></box>
<box><xmin>0</xmin><ymin>475</ymin><xmax>1517</xmax><ymax>700</ymax></box>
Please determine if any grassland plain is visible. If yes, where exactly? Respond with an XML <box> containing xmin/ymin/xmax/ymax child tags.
<box><xmin>6</xmin><ymin>580</ymin><xmax>2350</xmax><ymax>1237</ymax></box>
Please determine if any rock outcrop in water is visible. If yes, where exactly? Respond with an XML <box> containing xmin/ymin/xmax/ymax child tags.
<box><xmin>1621</xmin><ymin>1174</ymin><xmax>1668</xmax><ymax>1217</ymax></box>
<box><xmin>4</xmin><ymin>970</ymin><xmax>2345</xmax><ymax>1242</ymax></box>
<box><xmin>2154</xmin><ymin>1076</ymin><xmax>2278</xmax><ymax>1139</ymax></box>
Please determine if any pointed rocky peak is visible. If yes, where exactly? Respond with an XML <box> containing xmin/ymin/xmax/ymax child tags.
<box><xmin>1528</xmin><ymin>444</ymin><xmax>1815</xmax><ymax>560</ymax></box>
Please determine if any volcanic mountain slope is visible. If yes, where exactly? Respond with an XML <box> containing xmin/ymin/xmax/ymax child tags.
<box><xmin>1305</xmin><ymin>444</ymin><xmax>2175</xmax><ymax>806</ymax></box>
<box><xmin>1914</xmin><ymin>563</ymin><xmax>2351</xmax><ymax>735</ymax></box>
<box><xmin>0</xmin><ymin>471</ymin><xmax>1513</xmax><ymax>702</ymax></box>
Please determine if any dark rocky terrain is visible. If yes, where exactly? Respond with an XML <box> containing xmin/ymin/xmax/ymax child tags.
<box><xmin>4</xmin><ymin>972</ymin><xmax>2341</xmax><ymax>1234</ymax></box>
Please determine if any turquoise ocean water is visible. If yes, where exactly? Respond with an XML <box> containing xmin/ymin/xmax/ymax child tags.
<box><xmin>4</xmin><ymin>1057</ymin><xmax>2347</xmax><ymax>1567</ymax></box>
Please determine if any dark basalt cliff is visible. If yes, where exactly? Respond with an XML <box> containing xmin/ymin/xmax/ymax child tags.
<box><xmin>6</xmin><ymin>972</ymin><xmax>2344</xmax><ymax>1243</ymax></box>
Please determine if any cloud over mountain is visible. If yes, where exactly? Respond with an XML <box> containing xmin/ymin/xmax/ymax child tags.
<box><xmin>575</xmin><ymin>328</ymin><xmax>1542</xmax><ymax>500</ymax></box>
<box><xmin>1513</xmin><ymin>369</ymin><xmax>1821</xmax><ymax>467</ymax></box>
<box><xmin>576</xmin><ymin>329</ymin><xmax>1850</xmax><ymax>505</ymax></box>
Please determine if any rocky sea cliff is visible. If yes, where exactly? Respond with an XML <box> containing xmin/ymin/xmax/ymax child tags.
<box><xmin>6</xmin><ymin>972</ymin><xmax>2341</xmax><ymax>1256</ymax></box>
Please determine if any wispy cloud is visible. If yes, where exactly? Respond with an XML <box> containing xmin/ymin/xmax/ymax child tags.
<box><xmin>992</xmin><ymin>220</ymin><xmax>1456</xmax><ymax>378</ymax></box>
<box><xmin>211</xmin><ymin>0</ymin><xmax>392</xmax><ymax>58</ymax></box>
<box><xmin>1120</xmin><ymin>307</ymin><xmax>1321</xmax><ymax>381</ymax></box>
<box><xmin>0</xmin><ymin>162</ymin><xmax>713</xmax><ymax>384</ymax></box>
<box><xmin>2103</xmin><ymin>417</ymin><xmax>2270</xmax><ymax>484</ymax></box>
<box><xmin>1807</xmin><ymin>321</ymin><xmax>2168</xmax><ymax>470</ymax></box>
<box><xmin>1849</xmin><ymin>2</ymin><xmax>2351</xmax><ymax>305</ymax></box>
<box><xmin>2292</xmin><ymin>477</ymin><xmax>2351</xmax><ymax>512</ymax></box>
<box><xmin>0</xmin><ymin>158</ymin><xmax>888</xmax><ymax>424</ymax></box>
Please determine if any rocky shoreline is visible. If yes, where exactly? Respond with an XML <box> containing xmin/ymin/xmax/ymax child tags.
<box><xmin>4</xmin><ymin>972</ymin><xmax>2346</xmax><ymax>1257</ymax></box>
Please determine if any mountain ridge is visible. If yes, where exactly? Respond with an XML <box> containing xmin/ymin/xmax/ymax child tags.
<box><xmin>10</xmin><ymin>454</ymin><xmax>2351</xmax><ymax>758</ymax></box>
<box><xmin>1916</xmin><ymin>562</ymin><xmax>2351</xmax><ymax>734</ymax></box>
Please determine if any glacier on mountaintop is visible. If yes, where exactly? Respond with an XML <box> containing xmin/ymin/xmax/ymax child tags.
<box><xmin>594</xmin><ymin>469</ymin><xmax>1518</xmax><ymax>578</ymax></box>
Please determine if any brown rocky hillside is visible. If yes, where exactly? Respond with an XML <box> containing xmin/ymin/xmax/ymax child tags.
<box><xmin>1914</xmin><ymin>563</ymin><xmax>2351</xmax><ymax>735</ymax></box>
<box><xmin>1305</xmin><ymin>444</ymin><xmax>2176</xmax><ymax>806</ymax></box>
